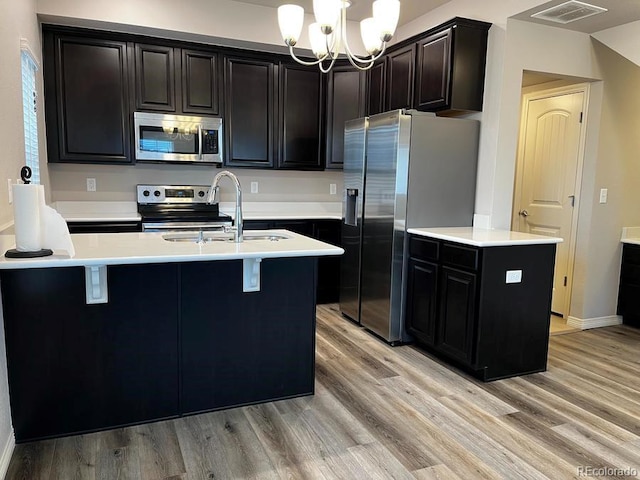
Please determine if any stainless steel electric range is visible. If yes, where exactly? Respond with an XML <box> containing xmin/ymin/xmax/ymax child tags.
<box><xmin>137</xmin><ymin>184</ymin><xmax>232</xmax><ymax>232</ymax></box>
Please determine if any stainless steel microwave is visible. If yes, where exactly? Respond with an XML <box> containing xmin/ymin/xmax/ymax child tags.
<box><xmin>134</xmin><ymin>112</ymin><xmax>223</xmax><ymax>164</ymax></box>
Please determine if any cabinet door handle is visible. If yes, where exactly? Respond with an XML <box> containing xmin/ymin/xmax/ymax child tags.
<box><xmin>519</xmin><ymin>209</ymin><xmax>529</xmax><ymax>217</ymax></box>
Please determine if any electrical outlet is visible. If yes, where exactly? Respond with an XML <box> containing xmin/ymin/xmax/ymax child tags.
<box><xmin>330</xmin><ymin>183</ymin><xmax>337</xmax><ymax>195</ymax></box>
<box><xmin>506</xmin><ymin>270</ymin><xmax>522</xmax><ymax>284</ymax></box>
<box><xmin>251</xmin><ymin>181</ymin><xmax>259</xmax><ymax>194</ymax></box>
<box><xmin>7</xmin><ymin>179</ymin><xmax>12</xmax><ymax>204</ymax></box>
<box><xmin>86</xmin><ymin>178</ymin><xmax>97</xmax><ymax>192</ymax></box>
<box><xmin>599</xmin><ymin>188</ymin><xmax>608</xmax><ymax>204</ymax></box>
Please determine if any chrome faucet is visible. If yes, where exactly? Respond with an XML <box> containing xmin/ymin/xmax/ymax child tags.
<box><xmin>207</xmin><ymin>170</ymin><xmax>243</xmax><ymax>243</ymax></box>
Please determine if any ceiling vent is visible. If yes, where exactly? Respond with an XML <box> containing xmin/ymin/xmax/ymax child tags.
<box><xmin>531</xmin><ymin>1</ymin><xmax>608</xmax><ymax>24</ymax></box>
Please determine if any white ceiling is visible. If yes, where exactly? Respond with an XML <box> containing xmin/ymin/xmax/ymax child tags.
<box><xmin>232</xmin><ymin>0</ymin><xmax>640</xmax><ymax>34</ymax></box>
<box><xmin>230</xmin><ymin>0</ymin><xmax>452</xmax><ymax>27</ymax></box>
<box><xmin>512</xmin><ymin>0</ymin><xmax>640</xmax><ymax>34</ymax></box>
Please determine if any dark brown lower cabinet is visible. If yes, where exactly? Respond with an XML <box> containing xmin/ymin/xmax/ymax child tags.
<box><xmin>406</xmin><ymin>235</ymin><xmax>556</xmax><ymax>381</ymax></box>
<box><xmin>1</xmin><ymin>264</ymin><xmax>180</xmax><ymax>442</ymax></box>
<box><xmin>1</xmin><ymin>258</ymin><xmax>317</xmax><ymax>442</ymax></box>
<box><xmin>244</xmin><ymin>219</ymin><xmax>341</xmax><ymax>303</ymax></box>
<box><xmin>617</xmin><ymin>243</ymin><xmax>640</xmax><ymax>327</ymax></box>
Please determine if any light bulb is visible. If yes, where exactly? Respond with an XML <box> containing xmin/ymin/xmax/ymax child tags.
<box><xmin>373</xmin><ymin>0</ymin><xmax>400</xmax><ymax>42</ymax></box>
<box><xmin>278</xmin><ymin>4</ymin><xmax>304</xmax><ymax>46</ymax></box>
<box><xmin>309</xmin><ymin>22</ymin><xmax>330</xmax><ymax>59</ymax></box>
<box><xmin>313</xmin><ymin>0</ymin><xmax>341</xmax><ymax>34</ymax></box>
<box><xmin>360</xmin><ymin>18</ymin><xmax>382</xmax><ymax>55</ymax></box>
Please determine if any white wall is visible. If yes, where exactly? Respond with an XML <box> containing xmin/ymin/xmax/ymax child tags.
<box><xmin>592</xmin><ymin>20</ymin><xmax>640</xmax><ymax>68</ymax></box>
<box><xmin>0</xmin><ymin>0</ymin><xmax>43</xmax><ymax>469</ymax></box>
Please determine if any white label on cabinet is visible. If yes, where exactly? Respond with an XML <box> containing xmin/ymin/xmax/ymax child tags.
<box><xmin>506</xmin><ymin>270</ymin><xmax>522</xmax><ymax>284</ymax></box>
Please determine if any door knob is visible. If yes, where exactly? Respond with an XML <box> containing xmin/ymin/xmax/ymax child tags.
<box><xmin>519</xmin><ymin>209</ymin><xmax>529</xmax><ymax>217</ymax></box>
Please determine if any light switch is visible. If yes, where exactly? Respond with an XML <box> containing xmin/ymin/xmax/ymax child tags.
<box><xmin>506</xmin><ymin>270</ymin><xmax>522</xmax><ymax>284</ymax></box>
<box><xmin>599</xmin><ymin>188</ymin><xmax>608</xmax><ymax>204</ymax></box>
<box><xmin>330</xmin><ymin>183</ymin><xmax>337</xmax><ymax>195</ymax></box>
<box><xmin>251</xmin><ymin>181</ymin><xmax>259</xmax><ymax>194</ymax></box>
<box><xmin>86</xmin><ymin>178</ymin><xmax>96</xmax><ymax>192</ymax></box>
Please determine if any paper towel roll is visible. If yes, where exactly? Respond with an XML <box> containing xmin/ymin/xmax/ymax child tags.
<box><xmin>12</xmin><ymin>184</ymin><xmax>44</xmax><ymax>252</ymax></box>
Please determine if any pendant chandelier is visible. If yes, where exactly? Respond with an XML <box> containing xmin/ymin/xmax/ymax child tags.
<box><xmin>277</xmin><ymin>0</ymin><xmax>401</xmax><ymax>73</ymax></box>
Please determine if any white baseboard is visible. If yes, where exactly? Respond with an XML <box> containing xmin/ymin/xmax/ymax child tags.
<box><xmin>0</xmin><ymin>428</ymin><xmax>14</xmax><ymax>480</ymax></box>
<box><xmin>567</xmin><ymin>315</ymin><xmax>622</xmax><ymax>330</ymax></box>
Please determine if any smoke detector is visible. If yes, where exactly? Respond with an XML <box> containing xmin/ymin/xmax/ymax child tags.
<box><xmin>531</xmin><ymin>1</ymin><xmax>608</xmax><ymax>24</ymax></box>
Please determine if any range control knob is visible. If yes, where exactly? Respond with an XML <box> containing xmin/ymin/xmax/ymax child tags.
<box><xmin>154</xmin><ymin>190</ymin><xmax>161</xmax><ymax>197</ymax></box>
<box><xmin>142</xmin><ymin>190</ymin><xmax>150</xmax><ymax>197</ymax></box>
<box><xmin>198</xmin><ymin>190</ymin><xmax>205</xmax><ymax>198</ymax></box>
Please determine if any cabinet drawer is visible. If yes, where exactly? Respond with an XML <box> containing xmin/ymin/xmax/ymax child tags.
<box><xmin>409</xmin><ymin>236</ymin><xmax>439</xmax><ymax>261</ymax></box>
<box><xmin>441</xmin><ymin>243</ymin><xmax>479</xmax><ymax>271</ymax></box>
<box><xmin>623</xmin><ymin>245</ymin><xmax>640</xmax><ymax>265</ymax></box>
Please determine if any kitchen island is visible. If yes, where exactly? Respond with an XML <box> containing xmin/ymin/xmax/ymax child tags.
<box><xmin>405</xmin><ymin>227</ymin><xmax>562</xmax><ymax>381</ymax></box>
<box><xmin>0</xmin><ymin>231</ymin><xmax>343</xmax><ymax>442</ymax></box>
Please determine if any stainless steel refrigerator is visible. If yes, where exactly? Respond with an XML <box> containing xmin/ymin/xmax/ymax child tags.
<box><xmin>339</xmin><ymin>110</ymin><xmax>479</xmax><ymax>344</ymax></box>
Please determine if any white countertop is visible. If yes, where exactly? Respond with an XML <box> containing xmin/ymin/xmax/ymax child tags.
<box><xmin>55</xmin><ymin>201</ymin><xmax>342</xmax><ymax>222</ymax></box>
<box><xmin>620</xmin><ymin>227</ymin><xmax>640</xmax><ymax>245</ymax></box>
<box><xmin>407</xmin><ymin>227</ymin><xmax>563</xmax><ymax>247</ymax></box>
<box><xmin>0</xmin><ymin>230</ymin><xmax>343</xmax><ymax>270</ymax></box>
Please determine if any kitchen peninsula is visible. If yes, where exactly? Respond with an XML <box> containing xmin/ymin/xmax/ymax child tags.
<box><xmin>0</xmin><ymin>231</ymin><xmax>343</xmax><ymax>442</ymax></box>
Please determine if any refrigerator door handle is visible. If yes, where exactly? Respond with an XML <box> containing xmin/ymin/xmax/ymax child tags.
<box><xmin>345</xmin><ymin>188</ymin><xmax>359</xmax><ymax>226</ymax></box>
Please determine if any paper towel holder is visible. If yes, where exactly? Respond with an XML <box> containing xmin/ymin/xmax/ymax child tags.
<box><xmin>4</xmin><ymin>166</ymin><xmax>53</xmax><ymax>259</ymax></box>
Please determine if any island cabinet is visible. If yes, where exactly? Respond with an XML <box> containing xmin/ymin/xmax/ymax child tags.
<box><xmin>180</xmin><ymin>258</ymin><xmax>316</xmax><ymax>414</ymax></box>
<box><xmin>244</xmin><ymin>219</ymin><xmax>341</xmax><ymax>303</ymax></box>
<box><xmin>405</xmin><ymin>234</ymin><xmax>556</xmax><ymax>381</ymax></box>
<box><xmin>1</xmin><ymin>263</ymin><xmax>180</xmax><ymax>442</ymax></box>
<box><xmin>43</xmin><ymin>30</ymin><xmax>132</xmax><ymax>164</ymax></box>
<box><xmin>617</xmin><ymin>243</ymin><xmax>640</xmax><ymax>327</ymax></box>
<box><xmin>1</xmin><ymin>258</ymin><xmax>318</xmax><ymax>442</ymax></box>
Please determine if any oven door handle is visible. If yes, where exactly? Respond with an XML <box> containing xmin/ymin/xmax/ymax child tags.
<box><xmin>197</xmin><ymin>124</ymin><xmax>203</xmax><ymax>160</ymax></box>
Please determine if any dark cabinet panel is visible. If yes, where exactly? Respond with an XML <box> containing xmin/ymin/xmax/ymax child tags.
<box><xmin>618</xmin><ymin>244</ymin><xmax>640</xmax><ymax>327</ymax></box>
<box><xmin>44</xmin><ymin>32</ymin><xmax>131</xmax><ymax>163</ymax></box>
<box><xmin>386</xmin><ymin>45</ymin><xmax>415</xmax><ymax>111</ymax></box>
<box><xmin>437</xmin><ymin>266</ymin><xmax>476</xmax><ymax>364</ymax></box>
<box><xmin>182</xmin><ymin>49</ymin><xmax>219</xmax><ymax>115</ymax></box>
<box><xmin>405</xmin><ymin>234</ymin><xmax>556</xmax><ymax>381</ymax></box>
<box><xmin>314</xmin><ymin>219</ymin><xmax>341</xmax><ymax>304</ymax></box>
<box><xmin>278</xmin><ymin>64</ymin><xmax>323</xmax><ymax>169</ymax></box>
<box><xmin>406</xmin><ymin>258</ymin><xmax>438</xmax><ymax>346</ymax></box>
<box><xmin>242</xmin><ymin>219</ymin><xmax>341</xmax><ymax>303</ymax></box>
<box><xmin>414</xmin><ymin>21</ymin><xmax>489</xmax><ymax>112</ymax></box>
<box><xmin>180</xmin><ymin>259</ymin><xmax>316</xmax><ymax>414</ymax></box>
<box><xmin>224</xmin><ymin>57</ymin><xmax>276</xmax><ymax>167</ymax></box>
<box><xmin>1</xmin><ymin>265</ymin><xmax>180</xmax><ymax>442</ymax></box>
<box><xmin>414</xmin><ymin>28</ymin><xmax>451</xmax><ymax>111</ymax></box>
<box><xmin>325</xmin><ymin>66</ymin><xmax>366</xmax><ymax>169</ymax></box>
<box><xmin>367</xmin><ymin>59</ymin><xmax>386</xmax><ymax>115</ymax></box>
<box><xmin>134</xmin><ymin>44</ymin><xmax>176</xmax><ymax>111</ymax></box>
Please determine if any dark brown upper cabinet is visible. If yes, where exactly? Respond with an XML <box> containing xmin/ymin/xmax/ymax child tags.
<box><xmin>134</xmin><ymin>44</ymin><xmax>176</xmax><ymax>112</ymax></box>
<box><xmin>386</xmin><ymin>44</ymin><xmax>415</xmax><ymax>111</ymax></box>
<box><xmin>181</xmin><ymin>49</ymin><xmax>219</xmax><ymax>115</ymax></box>
<box><xmin>224</xmin><ymin>56</ymin><xmax>276</xmax><ymax>168</ymax></box>
<box><xmin>414</xmin><ymin>19</ymin><xmax>490</xmax><ymax>113</ymax></box>
<box><xmin>278</xmin><ymin>63</ymin><xmax>324</xmax><ymax>170</ymax></box>
<box><xmin>367</xmin><ymin>58</ymin><xmax>386</xmax><ymax>116</ymax></box>
<box><xmin>325</xmin><ymin>65</ymin><xmax>366</xmax><ymax>170</ymax></box>
<box><xmin>43</xmin><ymin>30</ymin><xmax>132</xmax><ymax>163</ymax></box>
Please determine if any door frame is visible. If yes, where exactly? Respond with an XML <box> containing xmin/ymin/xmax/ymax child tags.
<box><xmin>512</xmin><ymin>82</ymin><xmax>590</xmax><ymax>318</ymax></box>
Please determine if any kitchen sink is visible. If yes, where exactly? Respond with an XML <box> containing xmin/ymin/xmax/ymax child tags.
<box><xmin>162</xmin><ymin>232</ymin><xmax>291</xmax><ymax>243</ymax></box>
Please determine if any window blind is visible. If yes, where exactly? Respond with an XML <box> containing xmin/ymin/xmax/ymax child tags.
<box><xmin>21</xmin><ymin>47</ymin><xmax>40</xmax><ymax>185</ymax></box>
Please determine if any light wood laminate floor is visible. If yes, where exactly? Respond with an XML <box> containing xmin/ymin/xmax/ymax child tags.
<box><xmin>6</xmin><ymin>304</ymin><xmax>640</xmax><ymax>479</ymax></box>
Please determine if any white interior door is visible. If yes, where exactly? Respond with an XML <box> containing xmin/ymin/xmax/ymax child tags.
<box><xmin>513</xmin><ymin>87</ymin><xmax>586</xmax><ymax>317</ymax></box>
